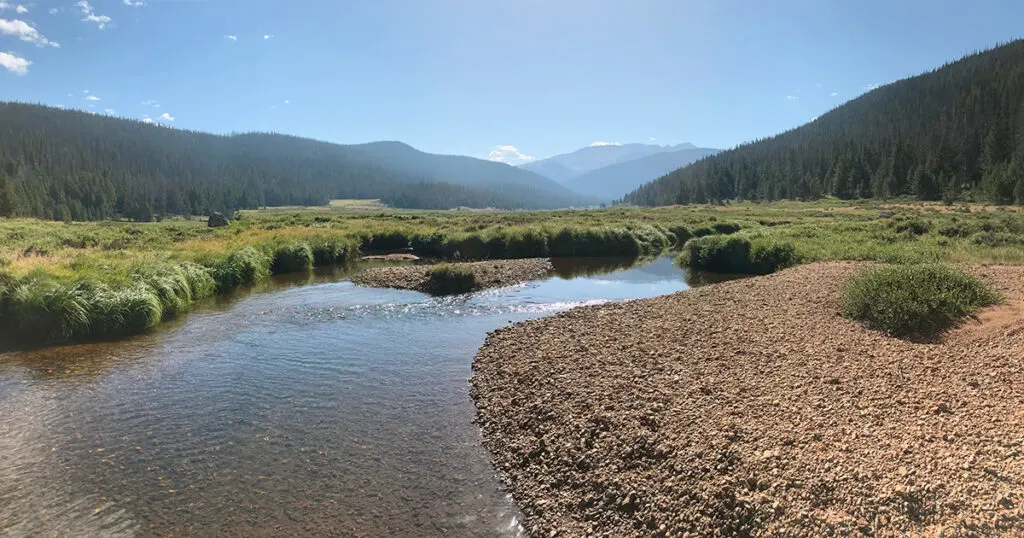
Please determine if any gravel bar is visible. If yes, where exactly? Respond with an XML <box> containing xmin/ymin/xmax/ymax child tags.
<box><xmin>351</xmin><ymin>258</ymin><xmax>553</xmax><ymax>293</ymax></box>
<box><xmin>471</xmin><ymin>262</ymin><xmax>1024</xmax><ymax>537</ymax></box>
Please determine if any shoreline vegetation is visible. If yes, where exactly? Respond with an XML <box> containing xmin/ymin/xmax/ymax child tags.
<box><xmin>470</xmin><ymin>262</ymin><xmax>1024</xmax><ymax>536</ymax></box>
<box><xmin>3</xmin><ymin>199</ymin><xmax>1024</xmax><ymax>346</ymax></box>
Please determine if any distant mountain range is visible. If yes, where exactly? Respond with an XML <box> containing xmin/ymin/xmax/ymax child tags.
<box><xmin>520</xmin><ymin>142</ymin><xmax>719</xmax><ymax>200</ymax></box>
<box><xmin>0</xmin><ymin>103</ymin><xmax>591</xmax><ymax>220</ymax></box>
<box><xmin>562</xmin><ymin>146</ymin><xmax>719</xmax><ymax>200</ymax></box>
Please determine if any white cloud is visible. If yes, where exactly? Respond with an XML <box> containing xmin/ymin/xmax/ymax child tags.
<box><xmin>159</xmin><ymin>112</ymin><xmax>174</xmax><ymax>121</ymax></box>
<box><xmin>283</xmin><ymin>99</ymin><xmax>289</xmax><ymax>104</ymax></box>
<box><xmin>785</xmin><ymin>95</ymin><xmax>798</xmax><ymax>101</ymax></box>
<box><xmin>263</xmin><ymin>34</ymin><xmax>273</xmax><ymax>39</ymax></box>
<box><xmin>0</xmin><ymin>18</ymin><xmax>60</xmax><ymax>47</ymax></box>
<box><xmin>85</xmin><ymin>94</ymin><xmax>100</xmax><ymax>101</ymax></box>
<box><xmin>140</xmin><ymin>99</ymin><xmax>160</xmax><ymax>108</ymax></box>
<box><xmin>141</xmin><ymin>116</ymin><xmax>154</xmax><ymax>124</ymax></box>
<box><xmin>225</xmin><ymin>34</ymin><xmax>237</xmax><ymax>41</ymax></box>
<box><xmin>0</xmin><ymin>51</ymin><xmax>30</xmax><ymax>75</ymax></box>
<box><xmin>830</xmin><ymin>91</ymin><xmax>838</xmax><ymax>97</ymax></box>
<box><xmin>0</xmin><ymin>2</ymin><xmax>8</xmax><ymax>9</ymax></box>
<box><xmin>487</xmin><ymin>145</ymin><xmax>534</xmax><ymax>165</ymax></box>
<box><xmin>104</xmin><ymin>108</ymin><xmax>116</xmax><ymax>115</ymax></box>
<box><xmin>864</xmin><ymin>82</ymin><xmax>880</xmax><ymax>91</ymax></box>
<box><xmin>83</xmin><ymin>89</ymin><xmax>89</xmax><ymax>93</ymax></box>
<box><xmin>15</xmin><ymin>5</ymin><xmax>26</xmax><ymax>13</ymax></box>
<box><xmin>589</xmin><ymin>141</ymin><xmax>621</xmax><ymax>147</ymax></box>
<box><xmin>48</xmin><ymin>7</ymin><xmax>58</xmax><ymax>14</ymax></box>
<box><xmin>123</xmin><ymin>0</ymin><xmax>144</xmax><ymax>6</ymax></box>
<box><xmin>77</xmin><ymin>1</ymin><xmax>111</xmax><ymax>29</ymax></box>
<box><xmin>648</xmin><ymin>137</ymin><xmax>656</xmax><ymax>142</ymax></box>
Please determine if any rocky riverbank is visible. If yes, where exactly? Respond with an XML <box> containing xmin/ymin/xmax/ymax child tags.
<box><xmin>351</xmin><ymin>258</ymin><xmax>553</xmax><ymax>294</ymax></box>
<box><xmin>471</xmin><ymin>262</ymin><xmax>1024</xmax><ymax>537</ymax></box>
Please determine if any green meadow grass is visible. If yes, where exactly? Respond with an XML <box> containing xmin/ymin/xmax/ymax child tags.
<box><xmin>2</xmin><ymin>199</ymin><xmax>1024</xmax><ymax>345</ymax></box>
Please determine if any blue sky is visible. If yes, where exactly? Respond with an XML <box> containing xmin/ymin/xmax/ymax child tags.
<box><xmin>1</xmin><ymin>1</ymin><xmax>1022</xmax><ymax>164</ymax></box>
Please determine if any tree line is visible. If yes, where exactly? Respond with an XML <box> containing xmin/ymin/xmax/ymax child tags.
<box><xmin>624</xmin><ymin>40</ymin><xmax>1024</xmax><ymax>206</ymax></box>
<box><xmin>0</xmin><ymin>103</ymin><xmax>575</xmax><ymax>221</ymax></box>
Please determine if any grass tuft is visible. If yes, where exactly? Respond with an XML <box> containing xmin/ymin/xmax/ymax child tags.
<box><xmin>425</xmin><ymin>263</ymin><xmax>479</xmax><ymax>295</ymax></box>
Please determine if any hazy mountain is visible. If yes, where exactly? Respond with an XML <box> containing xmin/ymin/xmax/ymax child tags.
<box><xmin>0</xmin><ymin>103</ymin><xmax>589</xmax><ymax>220</ymax></box>
<box><xmin>521</xmin><ymin>142</ymin><xmax>700</xmax><ymax>182</ymax></box>
<box><xmin>625</xmin><ymin>40</ymin><xmax>1024</xmax><ymax>206</ymax></box>
<box><xmin>561</xmin><ymin>146</ymin><xmax>719</xmax><ymax>200</ymax></box>
<box><xmin>348</xmin><ymin>141</ymin><xmax>581</xmax><ymax>198</ymax></box>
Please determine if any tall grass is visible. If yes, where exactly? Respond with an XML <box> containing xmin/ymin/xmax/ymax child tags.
<box><xmin>5</xmin><ymin>201</ymin><xmax>1024</xmax><ymax>345</ymax></box>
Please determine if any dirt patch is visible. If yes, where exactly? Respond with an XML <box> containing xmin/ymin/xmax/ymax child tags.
<box><xmin>351</xmin><ymin>258</ymin><xmax>553</xmax><ymax>294</ymax></box>
<box><xmin>471</xmin><ymin>262</ymin><xmax>1024</xmax><ymax>537</ymax></box>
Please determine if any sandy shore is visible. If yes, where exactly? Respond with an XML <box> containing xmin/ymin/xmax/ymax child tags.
<box><xmin>471</xmin><ymin>262</ymin><xmax>1024</xmax><ymax>537</ymax></box>
<box><xmin>351</xmin><ymin>258</ymin><xmax>553</xmax><ymax>294</ymax></box>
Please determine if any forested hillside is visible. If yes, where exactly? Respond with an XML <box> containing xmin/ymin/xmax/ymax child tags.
<box><xmin>625</xmin><ymin>40</ymin><xmax>1024</xmax><ymax>206</ymax></box>
<box><xmin>0</xmin><ymin>103</ymin><xmax>586</xmax><ymax>220</ymax></box>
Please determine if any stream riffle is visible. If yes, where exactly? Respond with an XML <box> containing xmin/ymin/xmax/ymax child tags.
<box><xmin>0</xmin><ymin>257</ymin><xmax>711</xmax><ymax>537</ymax></box>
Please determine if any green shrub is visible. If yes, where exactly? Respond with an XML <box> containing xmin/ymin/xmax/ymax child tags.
<box><xmin>424</xmin><ymin>263</ymin><xmax>479</xmax><ymax>295</ymax></box>
<box><xmin>938</xmin><ymin>220</ymin><xmax>972</xmax><ymax>238</ymax></box>
<box><xmin>691</xmin><ymin>225</ymin><xmax>716</xmax><ymax>238</ymax></box>
<box><xmin>969</xmin><ymin>231</ymin><xmax>1024</xmax><ymax>247</ymax></box>
<box><xmin>678</xmin><ymin>235</ymin><xmax>798</xmax><ymax>275</ymax></box>
<box><xmin>711</xmin><ymin>222</ymin><xmax>743</xmax><ymax>235</ymax></box>
<box><xmin>678</xmin><ymin>235</ymin><xmax>752</xmax><ymax>273</ymax></box>
<box><xmin>841</xmin><ymin>264</ymin><xmax>999</xmax><ymax>337</ymax></box>
<box><xmin>888</xmin><ymin>215</ymin><xmax>931</xmax><ymax>236</ymax></box>
<box><xmin>749</xmin><ymin>238</ymin><xmax>800</xmax><ymax>274</ymax></box>
<box><xmin>667</xmin><ymin>225</ymin><xmax>693</xmax><ymax>245</ymax></box>
<box><xmin>270</xmin><ymin>242</ymin><xmax>314</xmax><ymax>274</ymax></box>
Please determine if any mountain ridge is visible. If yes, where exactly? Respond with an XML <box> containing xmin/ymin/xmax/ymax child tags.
<box><xmin>0</xmin><ymin>103</ymin><xmax>591</xmax><ymax>220</ymax></box>
<box><xmin>625</xmin><ymin>40</ymin><xmax>1024</xmax><ymax>206</ymax></box>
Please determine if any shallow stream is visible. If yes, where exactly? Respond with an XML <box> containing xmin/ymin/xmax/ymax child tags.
<box><xmin>0</xmin><ymin>256</ymin><xmax>715</xmax><ymax>537</ymax></box>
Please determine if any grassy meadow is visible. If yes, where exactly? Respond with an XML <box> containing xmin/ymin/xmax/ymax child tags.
<box><xmin>3</xmin><ymin>198</ymin><xmax>1024</xmax><ymax>346</ymax></box>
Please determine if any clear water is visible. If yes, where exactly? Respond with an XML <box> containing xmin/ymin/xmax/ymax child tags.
<box><xmin>0</xmin><ymin>257</ymin><xmax>709</xmax><ymax>537</ymax></box>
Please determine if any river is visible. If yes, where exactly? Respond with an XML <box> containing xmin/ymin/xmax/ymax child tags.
<box><xmin>0</xmin><ymin>256</ymin><xmax>715</xmax><ymax>537</ymax></box>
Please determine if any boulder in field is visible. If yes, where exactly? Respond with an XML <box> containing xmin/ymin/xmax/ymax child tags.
<box><xmin>208</xmin><ymin>212</ymin><xmax>230</xmax><ymax>227</ymax></box>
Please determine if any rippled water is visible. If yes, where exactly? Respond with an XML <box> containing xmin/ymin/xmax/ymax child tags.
<box><xmin>0</xmin><ymin>257</ymin><xmax>706</xmax><ymax>537</ymax></box>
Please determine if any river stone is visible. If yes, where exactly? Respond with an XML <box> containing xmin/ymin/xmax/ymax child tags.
<box><xmin>208</xmin><ymin>212</ymin><xmax>230</xmax><ymax>227</ymax></box>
